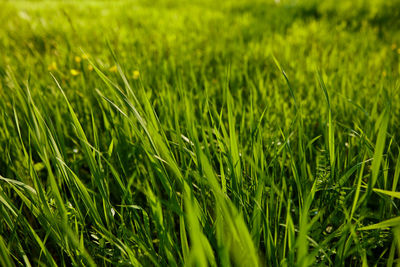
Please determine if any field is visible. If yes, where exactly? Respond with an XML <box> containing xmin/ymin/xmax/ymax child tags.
<box><xmin>1</xmin><ymin>0</ymin><xmax>400</xmax><ymax>266</ymax></box>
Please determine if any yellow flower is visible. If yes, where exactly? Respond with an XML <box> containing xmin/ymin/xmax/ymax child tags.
<box><xmin>397</xmin><ymin>48</ymin><xmax>400</xmax><ymax>54</ymax></box>
<box><xmin>88</xmin><ymin>65</ymin><xmax>93</xmax><ymax>71</ymax></box>
<box><xmin>382</xmin><ymin>70</ymin><xmax>387</xmax><ymax>77</ymax></box>
<box><xmin>133</xmin><ymin>70</ymin><xmax>140</xmax><ymax>79</ymax></box>
<box><xmin>391</xmin><ymin>43</ymin><xmax>397</xmax><ymax>50</ymax></box>
<box><xmin>75</xmin><ymin>56</ymin><xmax>81</xmax><ymax>63</ymax></box>
<box><xmin>109</xmin><ymin>65</ymin><xmax>117</xmax><ymax>72</ymax></box>
<box><xmin>70</xmin><ymin>69</ymin><xmax>80</xmax><ymax>76</ymax></box>
<box><xmin>48</xmin><ymin>61</ymin><xmax>57</xmax><ymax>71</ymax></box>
<box><xmin>82</xmin><ymin>54</ymin><xmax>90</xmax><ymax>60</ymax></box>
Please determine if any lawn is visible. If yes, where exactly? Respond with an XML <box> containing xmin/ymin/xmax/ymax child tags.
<box><xmin>1</xmin><ymin>0</ymin><xmax>400</xmax><ymax>266</ymax></box>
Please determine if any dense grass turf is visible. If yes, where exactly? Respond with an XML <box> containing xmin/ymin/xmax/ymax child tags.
<box><xmin>1</xmin><ymin>0</ymin><xmax>400</xmax><ymax>265</ymax></box>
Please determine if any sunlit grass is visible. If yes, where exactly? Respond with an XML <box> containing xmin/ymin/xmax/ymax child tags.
<box><xmin>0</xmin><ymin>0</ymin><xmax>400</xmax><ymax>266</ymax></box>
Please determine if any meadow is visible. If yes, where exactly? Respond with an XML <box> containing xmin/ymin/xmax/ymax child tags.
<box><xmin>1</xmin><ymin>0</ymin><xmax>400</xmax><ymax>266</ymax></box>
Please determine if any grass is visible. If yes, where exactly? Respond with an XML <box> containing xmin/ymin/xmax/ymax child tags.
<box><xmin>1</xmin><ymin>0</ymin><xmax>400</xmax><ymax>265</ymax></box>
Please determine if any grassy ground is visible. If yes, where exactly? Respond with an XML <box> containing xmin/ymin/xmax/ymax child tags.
<box><xmin>1</xmin><ymin>0</ymin><xmax>400</xmax><ymax>266</ymax></box>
